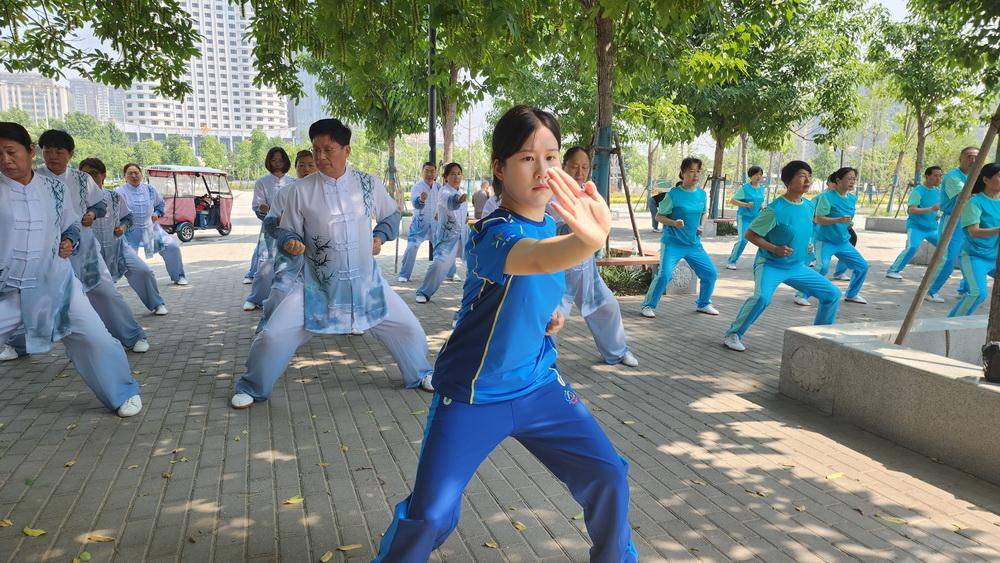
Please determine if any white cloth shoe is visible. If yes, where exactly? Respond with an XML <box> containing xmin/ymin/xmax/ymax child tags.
<box><xmin>0</xmin><ymin>345</ymin><xmax>18</xmax><ymax>361</ymax></box>
<box><xmin>419</xmin><ymin>374</ymin><xmax>435</xmax><ymax>392</ymax></box>
<box><xmin>640</xmin><ymin>306</ymin><xmax>656</xmax><ymax>318</ymax></box>
<box><xmin>397</xmin><ymin>276</ymin><xmax>408</xmax><ymax>283</ymax></box>
<box><xmin>242</xmin><ymin>301</ymin><xmax>258</xmax><ymax>311</ymax></box>
<box><xmin>231</xmin><ymin>393</ymin><xmax>254</xmax><ymax>409</ymax></box>
<box><xmin>845</xmin><ymin>295</ymin><xmax>868</xmax><ymax>304</ymax></box>
<box><xmin>415</xmin><ymin>294</ymin><xmax>428</xmax><ymax>304</ymax></box>
<box><xmin>242</xmin><ymin>276</ymin><xmax>253</xmax><ymax>284</ymax></box>
<box><xmin>153</xmin><ymin>304</ymin><xmax>169</xmax><ymax>315</ymax></box>
<box><xmin>117</xmin><ymin>395</ymin><xmax>142</xmax><ymax>417</ymax></box>
<box><xmin>925</xmin><ymin>293</ymin><xmax>945</xmax><ymax>303</ymax></box>
<box><xmin>696</xmin><ymin>304</ymin><xmax>720</xmax><ymax>316</ymax></box>
<box><xmin>620</xmin><ymin>351</ymin><xmax>639</xmax><ymax>367</ymax></box>
<box><xmin>175</xmin><ymin>277</ymin><xmax>189</xmax><ymax>286</ymax></box>
<box><xmin>725</xmin><ymin>263</ymin><xmax>737</xmax><ymax>270</ymax></box>
<box><xmin>131</xmin><ymin>339</ymin><xmax>150</xmax><ymax>353</ymax></box>
<box><xmin>793</xmin><ymin>296</ymin><xmax>812</xmax><ymax>307</ymax></box>
<box><xmin>833</xmin><ymin>273</ymin><xmax>850</xmax><ymax>281</ymax></box>
<box><xmin>449</xmin><ymin>274</ymin><xmax>462</xmax><ymax>282</ymax></box>
<box><xmin>723</xmin><ymin>333</ymin><xmax>746</xmax><ymax>352</ymax></box>
<box><xmin>885</xmin><ymin>272</ymin><xmax>903</xmax><ymax>280</ymax></box>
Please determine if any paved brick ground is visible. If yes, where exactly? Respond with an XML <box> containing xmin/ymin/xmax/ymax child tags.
<box><xmin>1</xmin><ymin>191</ymin><xmax>999</xmax><ymax>562</ymax></box>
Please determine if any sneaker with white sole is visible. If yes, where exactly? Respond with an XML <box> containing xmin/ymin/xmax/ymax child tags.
<box><xmin>845</xmin><ymin>295</ymin><xmax>868</xmax><ymax>304</ymax></box>
<box><xmin>153</xmin><ymin>304</ymin><xmax>169</xmax><ymax>315</ymax></box>
<box><xmin>230</xmin><ymin>393</ymin><xmax>254</xmax><ymax>409</ymax></box>
<box><xmin>449</xmin><ymin>274</ymin><xmax>462</xmax><ymax>282</ymax></box>
<box><xmin>419</xmin><ymin>374</ymin><xmax>435</xmax><ymax>392</ymax></box>
<box><xmin>725</xmin><ymin>263</ymin><xmax>737</xmax><ymax>270</ymax></box>
<box><xmin>696</xmin><ymin>304</ymin><xmax>720</xmax><ymax>316</ymax></box>
<box><xmin>833</xmin><ymin>274</ymin><xmax>850</xmax><ymax>281</ymax></box>
<box><xmin>131</xmin><ymin>339</ymin><xmax>150</xmax><ymax>353</ymax></box>
<box><xmin>885</xmin><ymin>272</ymin><xmax>903</xmax><ymax>279</ymax></box>
<box><xmin>116</xmin><ymin>395</ymin><xmax>142</xmax><ymax>417</ymax></box>
<box><xmin>793</xmin><ymin>296</ymin><xmax>812</xmax><ymax>307</ymax></box>
<box><xmin>242</xmin><ymin>300</ymin><xmax>258</xmax><ymax>311</ymax></box>
<box><xmin>640</xmin><ymin>306</ymin><xmax>656</xmax><ymax>318</ymax></box>
<box><xmin>175</xmin><ymin>277</ymin><xmax>189</xmax><ymax>286</ymax></box>
<box><xmin>0</xmin><ymin>344</ymin><xmax>18</xmax><ymax>361</ymax></box>
<box><xmin>925</xmin><ymin>293</ymin><xmax>945</xmax><ymax>303</ymax></box>
<box><xmin>723</xmin><ymin>333</ymin><xmax>746</xmax><ymax>352</ymax></box>
<box><xmin>351</xmin><ymin>329</ymin><xmax>364</xmax><ymax>336</ymax></box>
<box><xmin>620</xmin><ymin>351</ymin><xmax>639</xmax><ymax>367</ymax></box>
<box><xmin>397</xmin><ymin>276</ymin><xmax>408</xmax><ymax>283</ymax></box>
<box><xmin>242</xmin><ymin>276</ymin><xmax>253</xmax><ymax>285</ymax></box>
<box><xmin>415</xmin><ymin>294</ymin><xmax>428</xmax><ymax>304</ymax></box>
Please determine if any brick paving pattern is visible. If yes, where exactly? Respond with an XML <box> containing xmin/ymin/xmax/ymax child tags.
<box><xmin>1</xmin><ymin>192</ymin><xmax>998</xmax><ymax>562</ymax></box>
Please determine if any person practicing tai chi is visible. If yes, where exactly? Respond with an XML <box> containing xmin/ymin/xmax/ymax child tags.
<box><xmin>927</xmin><ymin>146</ymin><xmax>979</xmax><ymax>302</ymax></box>
<box><xmin>0</xmin><ymin>123</ymin><xmax>142</xmax><ymax>416</ymax></box>
<box><xmin>375</xmin><ymin>105</ymin><xmax>636</xmax><ymax>563</ymax></box>
<box><xmin>243</xmin><ymin>147</ymin><xmax>293</xmax><ymax>311</ymax></box>
<box><xmin>723</xmin><ymin>161</ymin><xmax>841</xmax><ymax>352</ymax></box>
<box><xmin>886</xmin><ymin>166</ymin><xmax>944</xmax><ymax>279</ymax></box>
<box><xmin>948</xmin><ymin>163</ymin><xmax>1000</xmax><ymax>317</ymax></box>
<box><xmin>231</xmin><ymin>118</ymin><xmax>435</xmax><ymax>409</ymax></box>
<box><xmin>640</xmin><ymin>157</ymin><xmax>719</xmax><ymax>319</ymax></box>
<box><xmin>414</xmin><ymin>162</ymin><xmax>467</xmax><ymax>303</ymax></box>
<box><xmin>116</xmin><ymin>163</ymin><xmax>188</xmax><ymax>286</ymax></box>
<box><xmin>726</xmin><ymin>165</ymin><xmax>767</xmax><ymax>269</ymax></box>
<box><xmin>397</xmin><ymin>162</ymin><xmax>439</xmax><ymax>283</ymax></box>
<box><xmin>793</xmin><ymin>166</ymin><xmax>869</xmax><ymax>307</ymax></box>
<box><xmin>551</xmin><ymin>146</ymin><xmax>638</xmax><ymax>367</ymax></box>
<box><xmin>79</xmin><ymin>158</ymin><xmax>169</xmax><ymax>317</ymax></box>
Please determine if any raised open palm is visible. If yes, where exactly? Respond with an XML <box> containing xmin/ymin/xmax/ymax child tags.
<box><xmin>546</xmin><ymin>167</ymin><xmax>611</xmax><ymax>249</ymax></box>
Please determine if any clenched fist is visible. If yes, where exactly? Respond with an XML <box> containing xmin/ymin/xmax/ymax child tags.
<box><xmin>59</xmin><ymin>239</ymin><xmax>74</xmax><ymax>258</ymax></box>
<box><xmin>283</xmin><ymin>240</ymin><xmax>306</xmax><ymax>256</ymax></box>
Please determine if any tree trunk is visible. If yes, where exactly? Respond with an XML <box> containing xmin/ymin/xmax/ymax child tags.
<box><xmin>441</xmin><ymin>63</ymin><xmax>459</xmax><ymax>164</ymax></box>
<box><xmin>739</xmin><ymin>132</ymin><xmax>748</xmax><ymax>181</ymax></box>
<box><xmin>387</xmin><ymin>135</ymin><xmax>401</xmax><ymax>205</ymax></box>
<box><xmin>890</xmin><ymin>148</ymin><xmax>908</xmax><ymax>218</ymax></box>
<box><xmin>592</xmin><ymin>7</ymin><xmax>614</xmax><ymax>203</ymax></box>
<box><xmin>709</xmin><ymin>132</ymin><xmax>726</xmax><ymax>217</ymax></box>
<box><xmin>645</xmin><ymin>140</ymin><xmax>658</xmax><ymax>190</ymax></box>
<box><xmin>914</xmin><ymin>110</ymin><xmax>927</xmax><ymax>184</ymax></box>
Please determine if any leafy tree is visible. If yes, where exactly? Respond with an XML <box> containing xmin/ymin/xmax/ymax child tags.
<box><xmin>163</xmin><ymin>135</ymin><xmax>198</xmax><ymax>166</ymax></box>
<box><xmin>130</xmin><ymin>139</ymin><xmax>165</xmax><ymax>167</ymax></box>
<box><xmin>199</xmin><ymin>136</ymin><xmax>229</xmax><ymax>170</ymax></box>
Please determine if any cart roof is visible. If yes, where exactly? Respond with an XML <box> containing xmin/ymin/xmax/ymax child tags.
<box><xmin>146</xmin><ymin>165</ymin><xmax>227</xmax><ymax>177</ymax></box>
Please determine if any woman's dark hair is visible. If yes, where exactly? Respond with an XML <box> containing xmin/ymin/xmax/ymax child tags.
<box><xmin>442</xmin><ymin>162</ymin><xmax>462</xmax><ymax>179</ymax></box>
<box><xmin>79</xmin><ymin>157</ymin><xmax>107</xmax><ymax>175</ymax></box>
<box><xmin>122</xmin><ymin>162</ymin><xmax>142</xmax><ymax>175</ymax></box>
<box><xmin>831</xmin><ymin>167</ymin><xmax>857</xmax><ymax>183</ymax></box>
<box><xmin>38</xmin><ymin>129</ymin><xmax>75</xmax><ymax>153</ymax></box>
<box><xmin>308</xmin><ymin>118</ymin><xmax>351</xmax><ymax>145</ymax></box>
<box><xmin>0</xmin><ymin>122</ymin><xmax>33</xmax><ymax>151</ymax></box>
<box><xmin>747</xmin><ymin>165</ymin><xmax>763</xmax><ymax>177</ymax></box>
<box><xmin>490</xmin><ymin>105</ymin><xmax>561</xmax><ymax>194</ymax></box>
<box><xmin>971</xmin><ymin>163</ymin><xmax>1000</xmax><ymax>195</ymax></box>
<box><xmin>924</xmin><ymin>165</ymin><xmax>942</xmax><ymax>177</ymax></box>
<box><xmin>781</xmin><ymin>161</ymin><xmax>812</xmax><ymax>185</ymax></box>
<box><xmin>264</xmin><ymin>147</ymin><xmax>291</xmax><ymax>174</ymax></box>
<box><xmin>680</xmin><ymin>157</ymin><xmax>703</xmax><ymax>178</ymax></box>
<box><xmin>294</xmin><ymin>149</ymin><xmax>313</xmax><ymax>164</ymax></box>
<box><xmin>562</xmin><ymin>146</ymin><xmax>589</xmax><ymax>164</ymax></box>
<box><xmin>827</xmin><ymin>173</ymin><xmax>837</xmax><ymax>184</ymax></box>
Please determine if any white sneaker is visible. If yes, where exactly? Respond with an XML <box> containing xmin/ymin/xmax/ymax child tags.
<box><xmin>885</xmin><ymin>272</ymin><xmax>903</xmax><ymax>280</ymax></box>
<box><xmin>726</xmin><ymin>263</ymin><xmax>737</xmax><ymax>270</ymax></box>
<box><xmin>116</xmin><ymin>395</ymin><xmax>142</xmax><ymax>417</ymax></box>
<box><xmin>793</xmin><ymin>296</ymin><xmax>812</xmax><ymax>307</ymax></box>
<box><xmin>415</xmin><ymin>294</ymin><xmax>428</xmax><ymax>304</ymax></box>
<box><xmin>230</xmin><ymin>393</ymin><xmax>254</xmax><ymax>409</ymax></box>
<box><xmin>397</xmin><ymin>276</ymin><xmax>408</xmax><ymax>283</ymax></box>
<box><xmin>153</xmin><ymin>304</ymin><xmax>169</xmax><ymax>316</ymax></box>
<box><xmin>696</xmin><ymin>304</ymin><xmax>720</xmax><ymax>316</ymax></box>
<box><xmin>175</xmin><ymin>277</ymin><xmax>189</xmax><ymax>286</ymax></box>
<box><xmin>419</xmin><ymin>374</ymin><xmax>435</xmax><ymax>392</ymax></box>
<box><xmin>449</xmin><ymin>274</ymin><xmax>462</xmax><ymax>282</ymax></box>
<box><xmin>926</xmin><ymin>293</ymin><xmax>945</xmax><ymax>303</ymax></box>
<box><xmin>620</xmin><ymin>351</ymin><xmax>639</xmax><ymax>367</ymax></box>
<box><xmin>640</xmin><ymin>306</ymin><xmax>656</xmax><ymax>318</ymax></box>
<box><xmin>242</xmin><ymin>300</ymin><xmax>258</xmax><ymax>311</ymax></box>
<box><xmin>0</xmin><ymin>345</ymin><xmax>18</xmax><ymax>361</ymax></box>
<box><xmin>242</xmin><ymin>276</ymin><xmax>253</xmax><ymax>285</ymax></box>
<box><xmin>833</xmin><ymin>273</ymin><xmax>850</xmax><ymax>281</ymax></box>
<box><xmin>131</xmin><ymin>339</ymin><xmax>150</xmax><ymax>353</ymax></box>
<box><xmin>723</xmin><ymin>333</ymin><xmax>746</xmax><ymax>352</ymax></box>
<box><xmin>845</xmin><ymin>295</ymin><xmax>868</xmax><ymax>304</ymax></box>
<box><xmin>351</xmin><ymin>329</ymin><xmax>364</xmax><ymax>336</ymax></box>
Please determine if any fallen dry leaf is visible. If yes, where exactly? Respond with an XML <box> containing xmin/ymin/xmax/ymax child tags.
<box><xmin>691</xmin><ymin>479</ymin><xmax>706</xmax><ymax>486</ymax></box>
<box><xmin>512</xmin><ymin>521</ymin><xmax>527</xmax><ymax>531</ymax></box>
<box><xmin>0</xmin><ymin>519</ymin><xmax>12</xmax><ymax>528</ymax></box>
<box><xmin>623</xmin><ymin>420</ymin><xmax>636</xmax><ymax>425</ymax></box>
<box><xmin>410</xmin><ymin>409</ymin><xmax>426</xmax><ymax>415</ymax></box>
<box><xmin>336</xmin><ymin>544</ymin><xmax>362</xmax><ymax>551</ymax></box>
<box><xmin>127</xmin><ymin>464</ymin><xmax>139</xmax><ymax>470</ymax></box>
<box><xmin>66</xmin><ymin>424</ymin><xmax>77</xmax><ymax>431</ymax></box>
<box><xmin>825</xmin><ymin>472</ymin><xmax>844</xmax><ymax>480</ymax></box>
<box><xmin>64</xmin><ymin>460</ymin><xmax>76</xmax><ymax>468</ymax></box>
<box><xmin>341</xmin><ymin>445</ymin><xmax>349</xmax><ymax>452</ymax></box>
<box><xmin>875</xmin><ymin>514</ymin><xmax>908</xmax><ymax>526</ymax></box>
<box><xmin>283</xmin><ymin>495</ymin><xmax>305</xmax><ymax>505</ymax></box>
<box><xmin>317</xmin><ymin>462</ymin><xmax>329</xmax><ymax>468</ymax></box>
<box><xmin>87</xmin><ymin>534</ymin><xmax>115</xmax><ymax>542</ymax></box>
<box><xmin>795</xmin><ymin>505</ymin><xmax>806</xmax><ymax>512</ymax></box>
<box><xmin>319</xmin><ymin>550</ymin><xmax>334</xmax><ymax>562</ymax></box>
<box><xmin>572</xmin><ymin>512</ymin><xmax>584</xmax><ymax>521</ymax></box>
<box><xmin>161</xmin><ymin>472</ymin><xmax>172</xmax><ymax>479</ymax></box>
<box><xmin>22</xmin><ymin>527</ymin><xmax>46</xmax><ymax>537</ymax></box>
<box><xmin>483</xmin><ymin>540</ymin><xmax>500</xmax><ymax>549</ymax></box>
<box><xmin>79</xmin><ymin>552</ymin><xmax>92</xmax><ymax>562</ymax></box>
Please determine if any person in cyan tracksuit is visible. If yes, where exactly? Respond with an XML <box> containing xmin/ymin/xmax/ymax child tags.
<box><xmin>723</xmin><ymin>160</ymin><xmax>841</xmax><ymax>352</ymax></box>
<box><xmin>726</xmin><ymin>165</ymin><xmax>766</xmax><ymax>269</ymax></box>
<box><xmin>375</xmin><ymin>105</ymin><xmax>636</xmax><ymax>562</ymax></box>
<box><xmin>949</xmin><ymin>162</ymin><xmax>1000</xmax><ymax>317</ymax></box>
<box><xmin>927</xmin><ymin>146</ymin><xmax>980</xmax><ymax>302</ymax></box>
<box><xmin>886</xmin><ymin>166</ymin><xmax>944</xmax><ymax>279</ymax></box>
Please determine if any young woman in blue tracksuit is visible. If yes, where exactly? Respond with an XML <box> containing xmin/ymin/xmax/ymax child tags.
<box><xmin>949</xmin><ymin>162</ymin><xmax>1000</xmax><ymax>317</ymax></box>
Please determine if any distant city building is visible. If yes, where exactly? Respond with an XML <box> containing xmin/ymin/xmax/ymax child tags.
<box><xmin>68</xmin><ymin>78</ymin><xmax>125</xmax><ymax>123</ymax></box>
<box><xmin>287</xmin><ymin>70</ymin><xmax>326</xmax><ymax>139</ymax></box>
<box><xmin>0</xmin><ymin>72</ymin><xmax>69</xmax><ymax>124</ymax></box>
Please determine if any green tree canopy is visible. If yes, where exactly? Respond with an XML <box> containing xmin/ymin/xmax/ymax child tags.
<box><xmin>199</xmin><ymin>136</ymin><xmax>229</xmax><ymax>170</ymax></box>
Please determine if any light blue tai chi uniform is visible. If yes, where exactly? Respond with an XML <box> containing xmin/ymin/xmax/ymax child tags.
<box><xmin>256</xmin><ymin>181</ymin><xmax>303</xmax><ymax>332</ymax></box>
<box><xmin>94</xmin><ymin>189</ymin><xmax>165</xmax><ymax>311</ymax></box>
<box><xmin>929</xmin><ymin>167</ymin><xmax>971</xmax><ymax>296</ymax></box>
<box><xmin>726</xmin><ymin>196</ymin><xmax>841</xmax><ymax>338</ymax></box>
<box><xmin>949</xmin><ymin>192</ymin><xmax>1000</xmax><ymax>317</ymax></box>
<box><xmin>0</xmin><ymin>172</ymin><xmax>138</xmax><ymax>411</ymax></box>
<box><xmin>727</xmin><ymin>181</ymin><xmax>766</xmax><ymax>266</ymax></box>
<box><xmin>642</xmin><ymin>185</ymin><xmax>718</xmax><ymax>310</ymax></box>
<box><xmin>399</xmin><ymin>179</ymin><xmax>439</xmax><ymax>281</ymax></box>
<box><xmin>246</xmin><ymin>173</ymin><xmax>286</xmax><ymax>279</ymax></box>
<box><xmin>415</xmin><ymin>184</ymin><xmax>466</xmax><ymax>300</ymax></box>
<box><xmin>888</xmin><ymin>184</ymin><xmax>942</xmax><ymax>275</ymax></box>
<box><xmin>796</xmin><ymin>189</ymin><xmax>868</xmax><ymax>300</ymax></box>
<box><xmin>236</xmin><ymin>169</ymin><xmax>433</xmax><ymax>401</ymax></box>
<box><xmin>376</xmin><ymin>208</ymin><xmax>636</xmax><ymax>562</ymax></box>
<box><xmin>247</xmin><ymin>174</ymin><xmax>291</xmax><ymax>306</ymax></box>
<box><xmin>445</xmin><ymin>199</ymin><xmax>468</xmax><ymax>280</ymax></box>
<box><xmin>116</xmin><ymin>182</ymin><xmax>186</xmax><ymax>282</ymax></box>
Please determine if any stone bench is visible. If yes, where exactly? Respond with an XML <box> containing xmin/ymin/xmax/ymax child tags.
<box><xmin>779</xmin><ymin>316</ymin><xmax>1000</xmax><ymax>486</ymax></box>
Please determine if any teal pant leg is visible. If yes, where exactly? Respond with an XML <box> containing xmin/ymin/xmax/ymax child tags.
<box><xmin>727</xmin><ymin>216</ymin><xmax>750</xmax><ymax>265</ymax></box>
<box><xmin>641</xmin><ymin>243</ymin><xmax>685</xmax><ymax>309</ymax></box>
<box><xmin>725</xmin><ymin>262</ymin><xmax>787</xmax><ymax>337</ymax></box>
<box><xmin>888</xmin><ymin>228</ymin><xmax>937</xmax><ymax>274</ymax></box>
<box><xmin>683</xmin><ymin>245</ymin><xmax>718</xmax><ymax>308</ymax></box>
<box><xmin>784</xmin><ymin>264</ymin><xmax>842</xmax><ymax>325</ymax></box>
<box><xmin>948</xmin><ymin>253</ymin><xmax>995</xmax><ymax>317</ymax></box>
<box><xmin>834</xmin><ymin>244</ymin><xmax>869</xmax><ymax>298</ymax></box>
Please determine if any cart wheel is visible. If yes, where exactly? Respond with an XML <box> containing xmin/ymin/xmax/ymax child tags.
<box><xmin>217</xmin><ymin>223</ymin><xmax>231</xmax><ymax>236</ymax></box>
<box><xmin>176</xmin><ymin>222</ymin><xmax>195</xmax><ymax>243</ymax></box>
